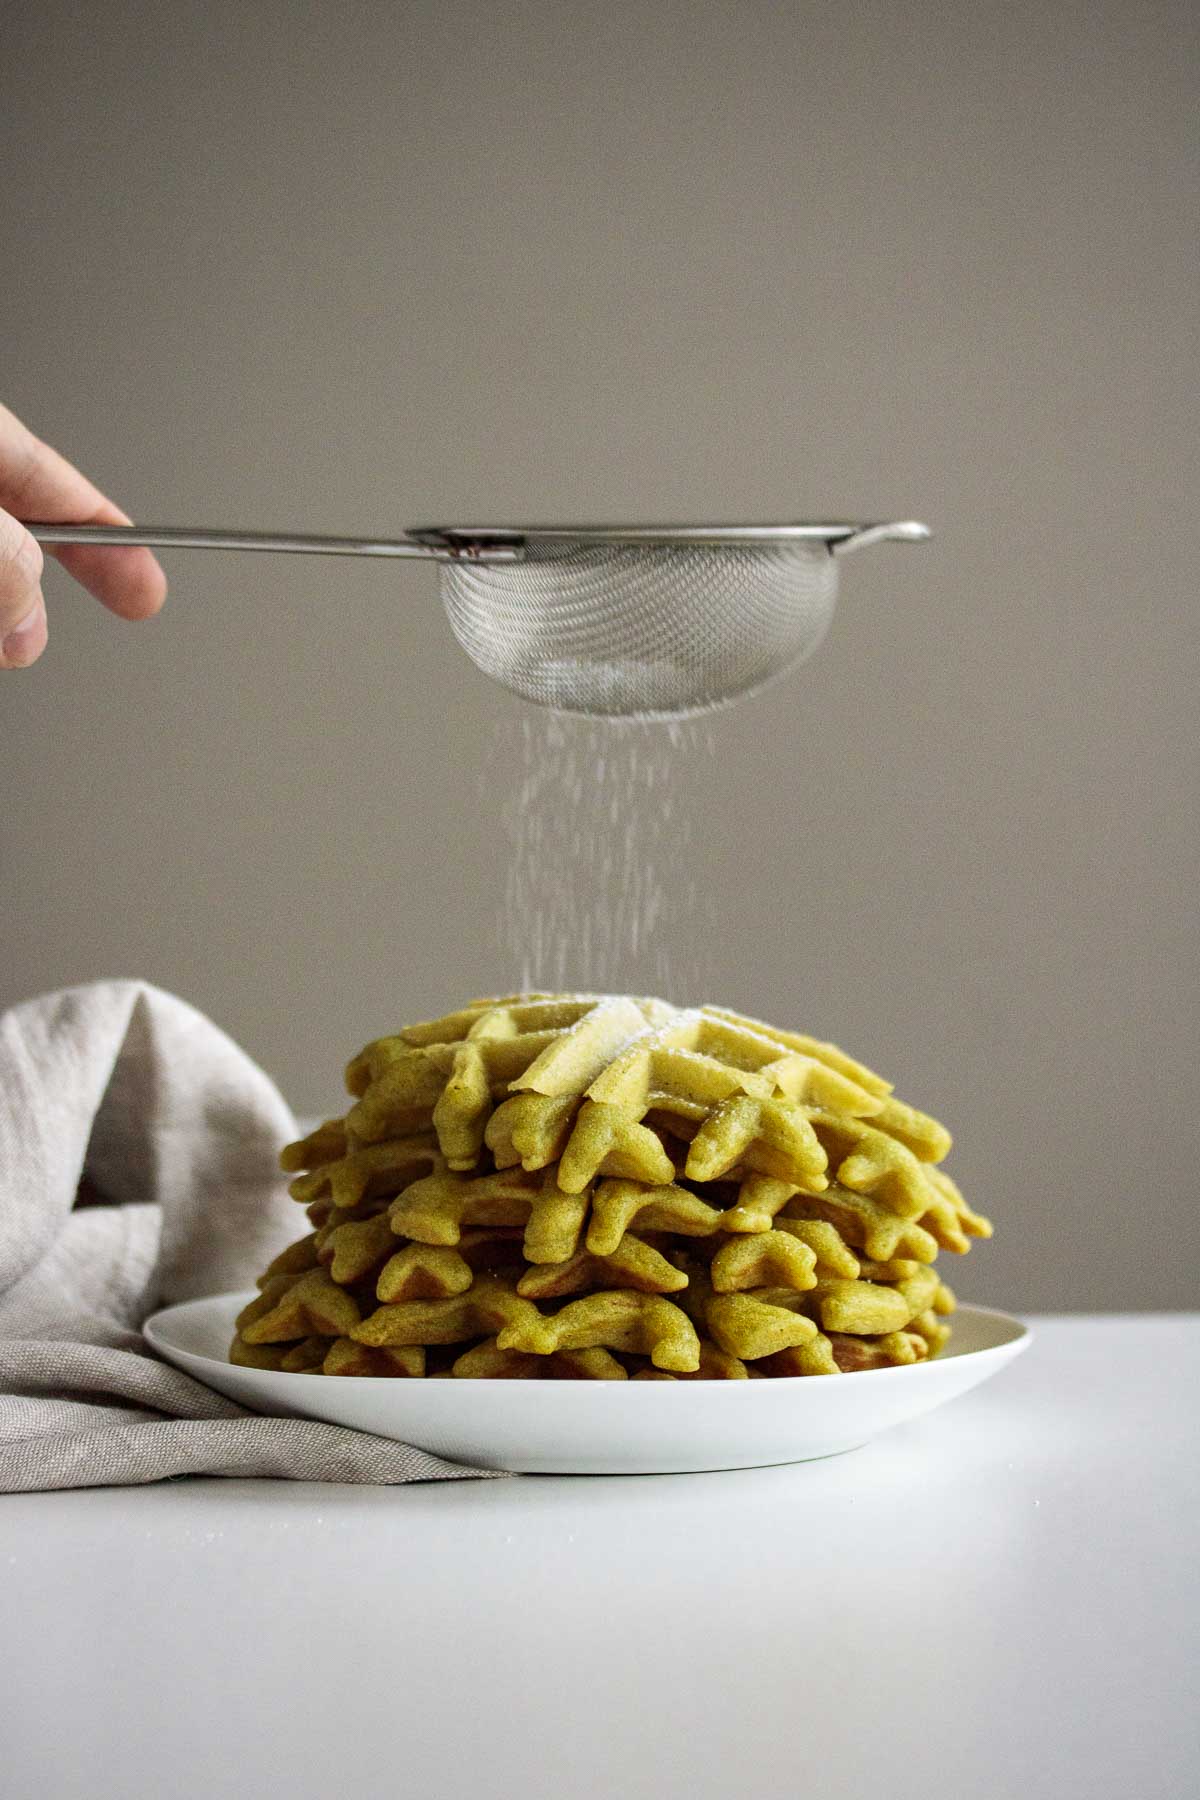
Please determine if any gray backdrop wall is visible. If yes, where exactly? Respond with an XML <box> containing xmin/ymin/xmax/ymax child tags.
<box><xmin>3</xmin><ymin>0</ymin><xmax>1196</xmax><ymax>1310</ymax></box>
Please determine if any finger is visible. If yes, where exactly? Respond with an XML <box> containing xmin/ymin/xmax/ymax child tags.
<box><xmin>0</xmin><ymin>508</ymin><xmax>48</xmax><ymax>669</ymax></box>
<box><xmin>0</xmin><ymin>402</ymin><xmax>166</xmax><ymax>621</ymax></box>
<box><xmin>53</xmin><ymin>511</ymin><xmax>168</xmax><ymax>622</ymax></box>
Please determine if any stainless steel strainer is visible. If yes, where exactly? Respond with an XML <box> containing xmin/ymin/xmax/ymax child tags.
<box><xmin>27</xmin><ymin>517</ymin><xmax>928</xmax><ymax>717</ymax></box>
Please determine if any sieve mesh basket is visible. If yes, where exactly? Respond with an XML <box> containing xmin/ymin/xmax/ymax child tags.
<box><xmin>439</xmin><ymin>538</ymin><xmax>843</xmax><ymax>718</ymax></box>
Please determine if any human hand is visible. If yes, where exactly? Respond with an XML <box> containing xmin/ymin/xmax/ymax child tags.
<box><xmin>0</xmin><ymin>401</ymin><xmax>166</xmax><ymax>668</ymax></box>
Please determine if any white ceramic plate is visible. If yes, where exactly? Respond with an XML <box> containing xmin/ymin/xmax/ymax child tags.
<box><xmin>145</xmin><ymin>1292</ymin><xmax>1030</xmax><ymax>1474</ymax></box>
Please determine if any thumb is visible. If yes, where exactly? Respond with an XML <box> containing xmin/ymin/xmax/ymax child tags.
<box><xmin>0</xmin><ymin>508</ymin><xmax>48</xmax><ymax>668</ymax></box>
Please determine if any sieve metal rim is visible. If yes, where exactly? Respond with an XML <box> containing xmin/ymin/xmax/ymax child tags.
<box><xmin>413</xmin><ymin>521</ymin><xmax>930</xmax><ymax>557</ymax></box>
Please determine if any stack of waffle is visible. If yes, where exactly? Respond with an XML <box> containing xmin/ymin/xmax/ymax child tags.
<box><xmin>232</xmin><ymin>995</ymin><xmax>991</xmax><ymax>1379</ymax></box>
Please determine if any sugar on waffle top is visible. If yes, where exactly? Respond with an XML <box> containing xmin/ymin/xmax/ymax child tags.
<box><xmin>232</xmin><ymin>994</ymin><xmax>992</xmax><ymax>1380</ymax></box>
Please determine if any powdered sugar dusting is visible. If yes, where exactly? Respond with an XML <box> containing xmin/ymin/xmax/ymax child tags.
<box><xmin>495</xmin><ymin>712</ymin><xmax>716</xmax><ymax>1003</ymax></box>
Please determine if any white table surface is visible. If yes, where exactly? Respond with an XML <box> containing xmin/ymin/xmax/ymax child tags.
<box><xmin>2</xmin><ymin>1315</ymin><xmax>1197</xmax><ymax>1800</ymax></box>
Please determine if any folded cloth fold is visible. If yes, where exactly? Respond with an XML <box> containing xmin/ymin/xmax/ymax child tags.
<box><xmin>0</xmin><ymin>981</ymin><xmax>500</xmax><ymax>1491</ymax></box>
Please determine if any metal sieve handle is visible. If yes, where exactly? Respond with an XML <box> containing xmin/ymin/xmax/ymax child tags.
<box><xmin>23</xmin><ymin>522</ymin><xmax>523</xmax><ymax>562</ymax></box>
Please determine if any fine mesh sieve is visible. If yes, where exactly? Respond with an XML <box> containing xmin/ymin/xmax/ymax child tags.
<box><xmin>432</xmin><ymin>523</ymin><xmax>929</xmax><ymax>717</ymax></box>
<box><xmin>25</xmin><ymin>516</ymin><xmax>928</xmax><ymax>718</ymax></box>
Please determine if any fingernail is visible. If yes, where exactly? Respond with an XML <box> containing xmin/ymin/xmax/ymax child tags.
<box><xmin>2</xmin><ymin>600</ymin><xmax>47</xmax><ymax>667</ymax></box>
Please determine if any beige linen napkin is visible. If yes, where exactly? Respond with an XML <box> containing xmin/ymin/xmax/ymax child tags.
<box><xmin>0</xmin><ymin>981</ymin><xmax>500</xmax><ymax>1491</ymax></box>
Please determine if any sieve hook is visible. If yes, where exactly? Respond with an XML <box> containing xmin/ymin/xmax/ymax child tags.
<box><xmin>830</xmin><ymin>521</ymin><xmax>931</xmax><ymax>557</ymax></box>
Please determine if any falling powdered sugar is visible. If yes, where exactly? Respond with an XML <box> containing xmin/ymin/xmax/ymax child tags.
<box><xmin>495</xmin><ymin>711</ymin><xmax>716</xmax><ymax>1002</ymax></box>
